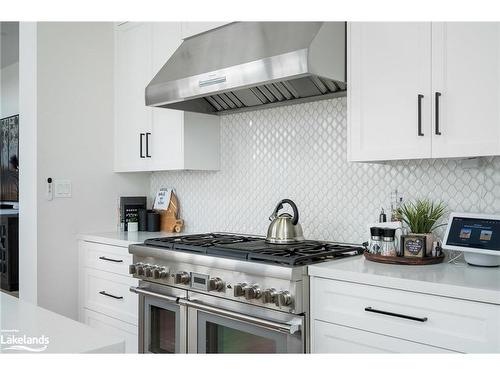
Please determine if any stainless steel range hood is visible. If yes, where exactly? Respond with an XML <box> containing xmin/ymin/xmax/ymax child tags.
<box><xmin>146</xmin><ymin>22</ymin><xmax>346</xmax><ymax>115</ymax></box>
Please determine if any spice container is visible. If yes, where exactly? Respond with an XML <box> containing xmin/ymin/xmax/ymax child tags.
<box><xmin>380</xmin><ymin>228</ymin><xmax>398</xmax><ymax>257</ymax></box>
<box><xmin>368</xmin><ymin>227</ymin><xmax>383</xmax><ymax>254</ymax></box>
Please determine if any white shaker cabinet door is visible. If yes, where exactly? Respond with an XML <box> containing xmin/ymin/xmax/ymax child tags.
<box><xmin>150</xmin><ymin>22</ymin><xmax>184</xmax><ymax>171</ymax></box>
<box><xmin>348</xmin><ymin>22</ymin><xmax>432</xmax><ymax>161</ymax></box>
<box><xmin>114</xmin><ymin>22</ymin><xmax>152</xmax><ymax>172</ymax></box>
<box><xmin>431</xmin><ymin>22</ymin><xmax>500</xmax><ymax>158</ymax></box>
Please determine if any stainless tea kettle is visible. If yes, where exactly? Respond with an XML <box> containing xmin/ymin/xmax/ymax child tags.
<box><xmin>266</xmin><ymin>199</ymin><xmax>304</xmax><ymax>244</ymax></box>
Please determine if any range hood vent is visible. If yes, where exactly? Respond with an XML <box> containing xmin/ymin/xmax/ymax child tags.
<box><xmin>146</xmin><ymin>22</ymin><xmax>346</xmax><ymax>115</ymax></box>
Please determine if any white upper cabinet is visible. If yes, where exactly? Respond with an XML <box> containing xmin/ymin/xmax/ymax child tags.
<box><xmin>431</xmin><ymin>22</ymin><xmax>500</xmax><ymax>158</ymax></box>
<box><xmin>348</xmin><ymin>22</ymin><xmax>432</xmax><ymax>161</ymax></box>
<box><xmin>348</xmin><ymin>22</ymin><xmax>500</xmax><ymax>161</ymax></box>
<box><xmin>114</xmin><ymin>22</ymin><xmax>152</xmax><ymax>172</ymax></box>
<box><xmin>180</xmin><ymin>22</ymin><xmax>231</xmax><ymax>39</ymax></box>
<box><xmin>114</xmin><ymin>22</ymin><xmax>220</xmax><ymax>172</ymax></box>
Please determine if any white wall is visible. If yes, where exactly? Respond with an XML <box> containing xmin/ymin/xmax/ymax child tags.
<box><xmin>35</xmin><ymin>22</ymin><xmax>149</xmax><ymax>319</ymax></box>
<box><xmin>18</xmin><ymin>22</ymin><xmax>38</xmax><ymax>304</ymax></box>
<box><xmin>1</xmin><ymin>62</ymin><xmax>19</xmax><ymax>118</ymax></box>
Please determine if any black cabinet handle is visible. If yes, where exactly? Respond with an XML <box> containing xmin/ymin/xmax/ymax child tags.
<box><xmin>435</xmin><ymin>92</ymin><xmax>442</xmax><ymax>135</ymax></box>
<box><xmin>146</xmin><ymin>132</ymin><xmax>151</xmax><ymax>158</ymax></box>
<box><xmin>99</xmin><ymin>291</ymin><xmax>124</xmax><ymax>300</ymax></box>
<box><xmin>365</xmin><ymin>306</ymin><xmax>428</xmax><ymax>322</ymax></box>
<box><xmin>98</xmin><ymin>256</ymin><xmax>123</xmax><ymax>263</ymax></box>
<box><xmin>417</xmin><ymin>94</ymin><xmax>424</xmax><ymax>136</ymax></box>
<box><xmin>140</xmin><ymin>133</ymin><xmax>145</xmax><ymax>158</ymax></box>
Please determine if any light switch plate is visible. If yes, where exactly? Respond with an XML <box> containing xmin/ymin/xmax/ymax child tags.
<box><xmin>54</xmin><ymin>179</ymin><xmax>72</xmax><ymax>198</ymax></box>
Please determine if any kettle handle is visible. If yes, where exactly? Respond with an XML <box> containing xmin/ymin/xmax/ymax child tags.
<box><xmin>271</xmin><ymin>199</ymin><xmax>299</xmax><ymax>225</ymax></box>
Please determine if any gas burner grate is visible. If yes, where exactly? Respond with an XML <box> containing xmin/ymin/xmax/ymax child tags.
<box><xmin>143</xmin><ymin>233</ymin><xmax>364</xmax><ymax>266</ymax></box>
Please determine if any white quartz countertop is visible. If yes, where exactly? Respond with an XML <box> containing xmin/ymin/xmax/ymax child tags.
<box><xmin>308</xmin><ymin>256</ymin><xmax>500</xmax><ymax>305</ymax></box>
<box><xmin>77</xmin><ymin>231</ymin><xmax>186</xmax><ymax>247</ymax></box>
<box><xmin>0</xmin><ymin>292</ymin><xmax>124</xmax><ymax>353</ymax></box>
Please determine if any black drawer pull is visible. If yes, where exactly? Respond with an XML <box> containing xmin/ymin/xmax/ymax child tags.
<box><xmin>145</xmin><ymin>132</ymin><xmax>151</xmax><ymax>158</ymax></box>
<box><xmin>365</xmin><ymin>307</ymin><xmax>428</xmax><ymax>322</ymax></box>
<box><xmin>417</xmin><ymin>94</ymin><xmax>424</xmax><ymax>136</ymax></box>
<box><xmin>435</xmin><ymin>92</ymin><xmax>442</xmax><ymax>135</ymax></box>
<box><xmin>99</xmin><ymin>291</ymin><xmax>124</xmax><ymax>300</ymax></box>
<box><xmin>98</xmin><ymin>256</ymin><xmax>123</xmax><ymax>263</ymax></box>
<box><xmin>140</xmin><ymin>133</ymin><xmax>145</xmax><ymax>158</ymax></box>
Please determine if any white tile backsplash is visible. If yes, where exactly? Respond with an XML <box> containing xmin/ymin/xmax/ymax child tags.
<box><xmin>151</xmin><ymin>97</ymin><xmax>500</xmax><ymax>244</ymax></box>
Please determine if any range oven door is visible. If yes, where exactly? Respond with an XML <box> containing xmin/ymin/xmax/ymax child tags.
<box><xmin>131</xmin><ymin>283</ymin><xmax>187</xmax><ymax>354</ymax></box>
<box><xmin>186</xmin><ymin>293</ymin><xmax>304</xmax><ymax>353</ymax></box>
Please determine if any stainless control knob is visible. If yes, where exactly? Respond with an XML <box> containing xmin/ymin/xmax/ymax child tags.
<box><xmin>175</xmin><ymin>272</ymin><xmax>190</xmax><ymax>285</ymax></box>
<box><xmin>128</xmin><ymin>264</ymin><xmax>136</xmax><ymax>275</ymax></box>
<box><xmin>159</xmin><ymin>269</ymin><xmax>169</xmax><ymax>279</ymax></box>
<box><xmin>136</xmin><ymin>265</ymin><xmax>144</xmax><ymax>276</ymax></box>
<box><xmin>233</xmin><ymin>283</ymin><xmax>247</xmax><ymax>297</ymax></box>
<box><xmin>209</xmin><ymin>277</ymin><xmax>225</xmax><ymax>292</ymax></box>
<box><xmin>277</xmin><ymin>291</ymin><xmax>292</xmax><ymax>307</ymax></box>
<box><xmin>262</xmin><ymin>288</ymin><xmax>277</xmax><ymax>304</ymax></box>
<box><xmin>152</xmin><ymin>267</ymin><xmax>161</xmax><ymax>279</ymax></box>
<box><xmin>144</xmin><ymin>267</ymin><xmax>153</xmax><ymax>278</ymax></box>
<box><xmin>244</xmin><ymin>285</ymin><xmax>261</xmax><ymax>300</ymax></box>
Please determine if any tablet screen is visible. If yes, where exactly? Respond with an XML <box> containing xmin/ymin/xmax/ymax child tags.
<box><xmin>446</xmin><ymin>216</ymin><xmax>500</xmax><ymax>251</ymax></box>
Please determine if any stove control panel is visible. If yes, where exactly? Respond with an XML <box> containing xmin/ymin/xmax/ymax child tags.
<box><xmin>128</xmin><ymin>261</ymin><xmax>296</xmax><ymax>311</ymax></box>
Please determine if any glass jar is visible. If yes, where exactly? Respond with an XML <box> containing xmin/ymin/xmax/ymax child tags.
<box><xmin>368</xmin><ymin>227</ymin><xmax>383</xmax><ymax>254</ymax></box>
<box><xmin>380</xmin><ymin>228</ymin><xmax>397</xmax><ymax>256</ymax></box>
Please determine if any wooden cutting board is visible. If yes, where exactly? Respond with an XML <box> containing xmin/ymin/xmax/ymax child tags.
<box><xmin>160</xmin><ymin>191</ymin><xmax>184</xmax><ymax>233</ymax></box>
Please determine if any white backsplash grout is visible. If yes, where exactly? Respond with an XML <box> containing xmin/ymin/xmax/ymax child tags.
<box><xmin>151</xmin><ymin>97</ymin><xmax>500</xmax><ymax>244</ymax></box>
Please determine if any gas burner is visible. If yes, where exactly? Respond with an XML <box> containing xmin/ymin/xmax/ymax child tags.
<box><xmin>144</xmin><ymin>233</ymin><xmax>363</xmax><ymax>266</ymax></box>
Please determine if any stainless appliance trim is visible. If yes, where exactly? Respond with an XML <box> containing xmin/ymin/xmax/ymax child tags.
<box><xmin>130</xmin><ymin>286</ymin><xmax>179</xmax><ymax>304</ymax></box>
<box><xmin>129</xmin><ymin>244</ymin><xmax>308</xmax><ymax>281</ymax></box>
<box><xmin>132</xmin><ymin>284</ymin><xmax>187</xmax><ymax>353</ymax></box>
<box><xmin>145</xmin><ymin>22</ymin><xmax>346</xmax><ymax>114</ymax></box>
<box><xmin>183</xmin><ymin>299</ymin><xmax>302</xmax><ymax>335</ymax></box>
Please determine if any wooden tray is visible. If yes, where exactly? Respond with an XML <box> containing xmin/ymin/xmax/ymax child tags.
<box><xmin>363</xmin><ymin>251</ymin><xmax>445</xmax><ymax>265</ymax></box>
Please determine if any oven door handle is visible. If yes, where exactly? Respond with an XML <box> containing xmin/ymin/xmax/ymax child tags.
<box><xmin>129</xmin><ymin>286</ymin><xmax>179</xmax><ymax>304</ymax></box>
<box><xmin>182</xmin><ymin>299</ymin><xmax>302</xmax><ymax>335</ymax></box>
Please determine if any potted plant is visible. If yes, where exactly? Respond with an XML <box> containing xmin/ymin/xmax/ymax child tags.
<box><xmin>397</xmin><ymin>199</ymin><xmax>447</xmax><ymax>256</ymax></box>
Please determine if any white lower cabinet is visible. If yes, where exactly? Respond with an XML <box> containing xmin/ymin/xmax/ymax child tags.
<box><xmin>311</xmin><ymin>277</ymin><xmax>500</xmax><ymax>353</ymax></box>
<box><xmin>313</xmin><ymin>320</ymin><xmax>453</xmax><ymax>353</ymax></box>
<box><xmin>83</xmin><ymin>309</ymin><xmax>138</xmax><ymax>354</ymax></box>
<box><xmin>79</xmin><ymin>240</ymin><xmax>139</xmax><ymax>353</ymax></box>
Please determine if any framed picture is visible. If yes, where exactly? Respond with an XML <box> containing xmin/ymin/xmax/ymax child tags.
<box><xmin>402</xmin><ymin>234</ymin><xmax>427</xmax><ymax>258</ymax></box>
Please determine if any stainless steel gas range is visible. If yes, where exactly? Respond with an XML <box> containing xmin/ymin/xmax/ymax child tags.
<box><xmin>128</xmin><ymin>233</ymin><xmax>363</xmax><ymax>353</ymax></box>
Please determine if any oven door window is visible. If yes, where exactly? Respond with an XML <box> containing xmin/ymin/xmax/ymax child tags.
<box><xmin>144</xmin><ymin>298</ymin><xmax>180</xmax><ymax>353</ymax></box>
<box><xmin>198</xmin><ymin>312</ymin><xmax>293</xmax><ymax>353</ymax></box>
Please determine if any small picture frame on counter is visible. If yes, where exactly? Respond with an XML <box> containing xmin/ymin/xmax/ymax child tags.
<box><xmin>401</xmin><ymin>234</ymin><xmax>427</xmax><ymax>258</ymax></box>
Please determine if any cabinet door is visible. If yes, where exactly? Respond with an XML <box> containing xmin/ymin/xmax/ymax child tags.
<box><xmin>149</xmin><ymin>22</ymin><xmax>184</xmax><ymax>171</ymax></box>
<box><xmin>313</xmin><ymin>320</ymin><xmax>453</xmax><ymax>353</ymax></box>
<box><xmin>431</xmin><ymin>22</ymin><xmax>500</xmax><ymax>158</ymax></box>
<box><xmin>348</xmin><ymin>22</ymin><xmax>432</xmax><ymax>161</ymax></box>
<box><xmin>114</xmin><ymin>22</ymin><xmax>152</xmax><ymax>172</ymax></box>
<box><xmin>180</xmin><ymin>22</ymin><xmax>230</xmax><ymax>39</ymax></box>
<box><xmin>83</xmin><ymin>309</ymin><xmax>138</xmax><ymax>354</ymax></box>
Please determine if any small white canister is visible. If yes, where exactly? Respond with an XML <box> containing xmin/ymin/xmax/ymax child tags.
<box><xmin>127</xmin><ymin>222</ymin><xmax>139</xmax><ymax>232</ymax></box>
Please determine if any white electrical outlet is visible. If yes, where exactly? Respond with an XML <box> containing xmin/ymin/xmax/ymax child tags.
<box><xmin>54</xmin><ymin>179</ymin><xmax>72</xmax><ymax>198</ymax></box>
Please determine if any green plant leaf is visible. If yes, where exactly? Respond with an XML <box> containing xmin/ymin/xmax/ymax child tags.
<box><xmin>396</xmin><ymin>199</ymin><xmax>447</xmax><ymax>234</ymax></box>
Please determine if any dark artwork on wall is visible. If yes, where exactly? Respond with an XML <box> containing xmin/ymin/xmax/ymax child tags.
<box><xmin>0</xmin><ymin>114</ymin><xmax>19</xmax><ymax>202</ymax></box>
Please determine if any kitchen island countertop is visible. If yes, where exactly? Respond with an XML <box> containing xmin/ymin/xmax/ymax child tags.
<box><xmin>0</xmin><ymin>292</ymin><xmax>124</xmax><ymax>353</ymax></box>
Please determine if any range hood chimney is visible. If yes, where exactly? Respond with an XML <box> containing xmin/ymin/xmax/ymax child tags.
<box><xmin>146</xmin><ymin>22</ymin><xmax>346</xmax><ymax>115</ymax></box>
